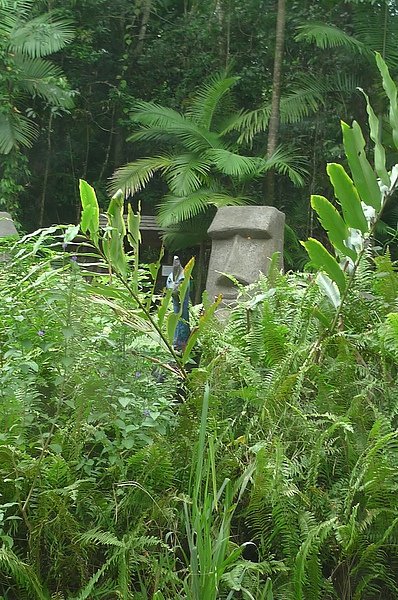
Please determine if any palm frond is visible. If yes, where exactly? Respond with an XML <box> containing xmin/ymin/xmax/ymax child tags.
<box><xmin>157</xmin><ymin>189</ymin><xmax>247</xmax><ymax>227</ymax></box>
<box><xmin>14</xmin><ymin>55</ymin><xmax>74</xmax><ymax>107</ymax></box>
<box><xmin>164</xmin><ymin>153</ymin><xmax>211</xmax><ymax>196</ymax></box>
<box><xmin>230</xmin><ymin>107</ymin><xmax>271</xmax><ymax>145</ymax></box>
<box><xmin>0</xmin><ymin>112</ymin><xmax>38</xmax><ymax>153</ymax></box>
<box><xmin>234</xmin><ymin>72</ymin><xmax>360</xmax><ymax>144</ymax></box>
<box><xmin>129</xmin><ymin>101</ymin><xmax>191</xmax><ymax>130</ymax></box>
<box><xmin>279</xmin><ymin>74</ymin><xmax>328</xmax><ymax>124</ymax></box>
<box><xmin>8</xmin><ymin>12</ymin><xmax>74</xmax><ymax>58</ymax></box>
<box><xmin>264</xmin><ymin>146</ymin><xmax>309</xmax><ymax>186</ymax></box>
<box><xmin>218</xmin><ymin>108</ymin><xmax>250</xmax><ymax>136</ymax></box>
<box><xmin>295</xmin><ymin>23</ymin><xmax>368</xmax><ymax>54</ymax></box>
<box><xmin>0</xmin><ymin>0</ymin><xmax>32</xmax><ymax>36</ymax></box>
<box><xmin>108</xmin><ymin>155</ymin><xmax>173</xmax><ymax>196</ymax></box>
<box><xmin>186</xmin><ymin>73</ymin><xmax>239</xmax><ymax>130</ymax></box>
<box><xmin>332</xmin><ymin>72</ymin><xmax>363</xmax><ymax>94</ymax></box>
<box><xmin>128</xmin><ymin>102</ymin><xmax>224</xmax><ymax>151</ymax></box>
<box><xmin>127</xmin><ymin>126</ymin><xmax>176</xmax><ymax>145</ymax></box>
<box><xmin>352</xmin><ymin>6</ymin><xmax>398</xmax><ymax>68</ymax></box>
<box><xmin>204</xmin><ymin>148</ymin><xmax>265</xmax><ymax>178</ymax></box>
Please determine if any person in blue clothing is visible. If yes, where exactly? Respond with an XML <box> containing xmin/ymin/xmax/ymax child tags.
<box><xmin>166</xmin><ymin>255</ymin><xmax>190</xmax><ymax>352</ymax></box>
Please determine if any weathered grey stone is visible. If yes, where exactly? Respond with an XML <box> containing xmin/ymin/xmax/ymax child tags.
<box><xmin>0</xmin><ymin>212</ymin><xmax>18</xmax><ymax>238</ymax></box>
<box><xmin>206</xmin><ymin>206</ymin><xmax>285</xmax><ymax>302</ymax></box>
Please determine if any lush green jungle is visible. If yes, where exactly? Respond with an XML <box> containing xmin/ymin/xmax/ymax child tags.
<box><xmin>2</xmin><ymin>0</ymin><xmax>398</xmax><ymax>599</ymax></box>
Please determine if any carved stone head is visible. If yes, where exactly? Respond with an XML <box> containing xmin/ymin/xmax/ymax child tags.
<box><xmin>206</xmin><ymin>206</ymin><xmax>285</xmax><ymax>302</ymax></box>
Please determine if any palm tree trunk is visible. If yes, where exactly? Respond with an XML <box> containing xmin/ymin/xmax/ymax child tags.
<box><xmin>266</xmin><ymin>0</ymin><xmax>286</xmax><ymax>205</ymax></box>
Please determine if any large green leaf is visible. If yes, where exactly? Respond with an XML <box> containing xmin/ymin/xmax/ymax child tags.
<box><xmin>311</xmin><ymin>194</ymin><xmax>356</xmax><ymax>261</ymax></box>
<box><xmin>341</xmin><ymin>121</ymin><xmax>381</xmax><ymax>210</ymax></box>
<box><xmin>375</xmin><ymin>52</ymin><xmax>398</xmax><ymax>150</ymax></box>
<box><xmin>79</xmin><ymin>179</ymin><xmax>99</xmax><ymax>245</ymax></box>
<box><xmin>359</xmin><ymin>87</ymin><xmax>390</xmax><ymax>186</ymax></box>
<box><xmin>102</xmin><ymin>190</ymin><xmax>127</xmax><ymax>277</ymax></box>
<box><xmin>326</xmin><ymin>163</ymin><xmax>368</xmax><ymax>233</ymax></box>
<box><xmin>302</xmin><ymin>238</ymin><xmax>347</xmax><ymax>294</ymax></box>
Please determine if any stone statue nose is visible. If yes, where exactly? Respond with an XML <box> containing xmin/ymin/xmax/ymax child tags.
<box><xmin>215</xmin><ymin>235</ymin><xmax>251</xmax><ymax>287</ymax></box>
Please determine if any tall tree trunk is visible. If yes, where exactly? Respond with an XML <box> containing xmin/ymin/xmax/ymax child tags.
<box><xmin>134</xmin><ymin>0</ymin><xmax>152</xmax><ymax>57</ymax></box>
<box><xmin>266</xmin><ymin>0</ymin><xmax>286</xmax><ymax>205</ymax></box>
<box><xmin>214</xmin><ymin>0</ymin><xmax>231</xmax><ymax>68</ymax></box>
<box><xmin>39</xmin><ymin>112</ymin><xmax>53</xmax><ymax>228</ymax></box>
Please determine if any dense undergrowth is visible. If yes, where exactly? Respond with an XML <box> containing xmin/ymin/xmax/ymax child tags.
<box><xmin>1</xmin><ymin>229</ymin><xmax>398</xmax><ymax>599</ymax></box>
<box><xmin>1</xmin><ymin>55</ymin><xmax>398</xmax><ymax>599</ymax></box>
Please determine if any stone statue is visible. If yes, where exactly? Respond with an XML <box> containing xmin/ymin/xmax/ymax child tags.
<box><xmin>166</xmin><ymin>255</ymin><xmax>190</xmax><ymax>351</ymax></box>
<box><xmin>0</xmin><ymin>212</ymin><xmax>18</xmax><ymax>238</ymax></box>
<box><xmin>206</xmin><ymin>206</ymin><xmax>285</xmax><ymax>302</ymax></box>
<box><xmin>0</xmin><ymin>212</ymin><xmax>18</xmax><ymax>263</ymax></box>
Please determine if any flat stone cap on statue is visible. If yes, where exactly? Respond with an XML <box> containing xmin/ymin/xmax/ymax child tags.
<box><xmin>0</xmin><ymin>212</ymin><xmax>18</xmax><ymax>237</ymax></box>
<box><xmin>207</xmin><ymin>206</ymin><xmax>285</xmax><ymax>239</ymax></box>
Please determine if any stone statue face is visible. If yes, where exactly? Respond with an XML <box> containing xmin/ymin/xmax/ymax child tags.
<box><xmin>206</xmin><ymin>206</ymin><xmax>285</xmax><ymax>302</ymax></box>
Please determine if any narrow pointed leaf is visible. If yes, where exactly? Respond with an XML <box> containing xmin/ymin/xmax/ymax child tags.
<box><xmin>157</xmin><ymin>288</ymin><xmax>172</xmax><ymax>329</ymax></box>
<box><xmin>341</xmin><ymin>121</ymin><xmax>381</xmax><ymax>210</ymax></box>
<box><xmin>179</xmin><ymin>257</ymin><xmax>195</xmax><ymax>307</ymax></box>
<box><xmin>302</xmin><ymin>238</ymin><xmax>346</xmax><ymax>293</ymax></box>
<box><xmin>316</xmin><ymin>273</ymin><xmax>341</xmax><ymax>309</ymax></box>
<box><xmin>311</xmin><ymin>194</ymin><xmax>356</xmax><ymax>260</ymax></box>
<box><xmin>167</xmin><ymin>311</ymin><xmax>179</xmax><ymax>346</ymax></box>
<box><xmin>326</xmin><ymin>163</ymin><xmax>368</xmax><ymax>233</ymax></box>
<box><xmin>127</xmin><ymin>204</ymin><xmax>141</xmax><ymax>246</ymax></box>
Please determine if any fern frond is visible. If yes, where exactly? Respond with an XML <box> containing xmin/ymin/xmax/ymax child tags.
<box><xmin>0</xmin><ymin>546</ymin><xmax>48</xmax><ymax>600</ymax></box>
<box><xmin>80</xmin><ymin>528</ymin><xmax>124</xmax><ymax>547</ymax></box>
<box><xmin>293</xmin><ymin>514</ymin><xmax>336</xmax><ymax>600</ymax></box>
